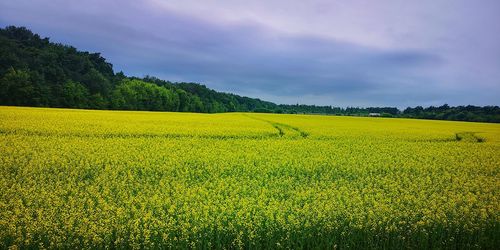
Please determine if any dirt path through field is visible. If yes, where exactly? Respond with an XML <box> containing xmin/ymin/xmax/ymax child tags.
<box><xmin>243</xmin><ymin>114</ymin><xmax>309</xmax><ymax>138</ymax></box>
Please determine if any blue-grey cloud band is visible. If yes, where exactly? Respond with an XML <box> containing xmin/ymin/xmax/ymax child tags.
<box><xmin>1</xmin><ymin>0</ymin><xmax>499</xmax><ymax>108</ymax></box>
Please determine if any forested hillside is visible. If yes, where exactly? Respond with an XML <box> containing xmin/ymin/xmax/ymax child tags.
<box><xmin>1</xmin><ymin>26</ymin><xmax>499</xmax><ymax>122</ymax></box>
<box><xmin>0</xmin><ymin>26</ymin><xmax>276</xmax><ymax>113</ymax></box>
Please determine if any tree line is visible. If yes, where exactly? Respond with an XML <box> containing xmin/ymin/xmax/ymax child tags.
<box><xmin>400</xmin><ymin>105</ymin><xmax>500</xmax><ymax>123</ymax></box>
<box><xmin>1</xmin><ymin>26</ymin><xmax>499</xmax><ymax>123</ymax></box>
<box><xmin>272</xmin><ymin>104</ymin><xmax>499</xmax><ymax>123</ymax></box>
<box><xmin>0</xmin><ymin>26</ymin><xmax>276</xmax><ymax>113</ymax></box>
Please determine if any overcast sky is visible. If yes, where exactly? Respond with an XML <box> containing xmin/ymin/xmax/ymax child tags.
<box><xmin>1</xmin><ymin>0</ymin><xmax>499</xmax><ymax>108</ymax></box>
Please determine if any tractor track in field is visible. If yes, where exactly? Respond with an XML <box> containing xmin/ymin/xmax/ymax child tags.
<box><xmin>454</xmin><ymin>132</ymin><xmax>485</xmax><ymax>142</ymax></box>
<box><xmin>243</xmin><ymin>114</ymin><xmax>309</xmax><ymax>138</ymax></box>
<box><xmin>406</xmin><ymin>131</ymin><xmax>486</xmax><ymax>143</ymax></box>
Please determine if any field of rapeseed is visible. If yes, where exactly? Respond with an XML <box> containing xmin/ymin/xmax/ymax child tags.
<box><xmin>0</xmin><ymin>106</ymin><xmax>499</xmax><ymax>249</ymax></box>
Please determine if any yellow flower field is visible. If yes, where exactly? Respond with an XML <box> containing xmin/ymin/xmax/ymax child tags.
<box><xmin>0</xmin><ymin>106</ymin><xmax>499</xmax><ymax>249</ymax></box>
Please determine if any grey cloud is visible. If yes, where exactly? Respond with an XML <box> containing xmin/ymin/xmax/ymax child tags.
<box><xmin>0</xmin><ymin>0</ymin><xmax>498</xmax><ymax>107</ymax></box>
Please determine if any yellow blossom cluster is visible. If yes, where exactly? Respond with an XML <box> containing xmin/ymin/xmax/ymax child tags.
<box><xmin>0</xmin><ymin>106</ymin><xmax>499</xmax><ymax>249</ymax></box>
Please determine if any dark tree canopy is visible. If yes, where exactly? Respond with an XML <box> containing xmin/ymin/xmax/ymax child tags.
<box><xmin>0</xmin><ymin>26</ymin><xmax>276</xmax><ymax>113</ymax></box>
<box><xmin>0</xmin><ymin>26</ymin><xmax>498</xmax><ymax>123</ymax></box>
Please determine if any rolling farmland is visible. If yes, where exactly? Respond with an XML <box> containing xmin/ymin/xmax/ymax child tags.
<box><xmin>0</xmin><ymin>106</ymin><xmax>499</xmax><ymax>249</ymax></box>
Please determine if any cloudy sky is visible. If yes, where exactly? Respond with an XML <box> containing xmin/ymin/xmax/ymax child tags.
<box><xmin>1</xmin><ymin>0</ymin><xmax>499</xmax><ymax>108</ymax></box>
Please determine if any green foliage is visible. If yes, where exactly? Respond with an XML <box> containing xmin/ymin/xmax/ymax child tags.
<box><xmin>0</xmin><ymin>26</ymin><xmax>114</xmax><ymax>108</ymax></box>
<box><xmin>252</xmin><ymin>108</ymin><xmax>274</xmax><ymax>113</ymax></box>
<box><xmin>0</xmin><ymin>68</ymin><xmax>34</xmax><ymax>106</ymax></box>
<box><xmin>403</xmin><ymin>104</ymin><xmax>500</xmax><ymax>123</ymax></box>
<box><xmin>0</xmin><ymin>26</ymin><xmax>277</xmax><ymax>113</ymax></box>
<box><xmin>111</xmin><ymin>79</ymin><xmax>178</xmax><ymax>111</ymax></box>
<box><xmin>60</xmin><ymin>81</ymin><xmax>90</xmax><ymax>108</ymax></box>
